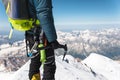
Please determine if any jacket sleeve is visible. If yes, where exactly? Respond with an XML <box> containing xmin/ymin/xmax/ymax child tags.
<box><xmin>31</xmin><ymin>0</ymin><xmax>57</xmax><ymax>42</ymax></box>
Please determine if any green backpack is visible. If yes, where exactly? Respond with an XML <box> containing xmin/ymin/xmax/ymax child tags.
<box><xmin>2</xmin><ymin>0</ymin><xmax>48</xmax><ymax>62</ymax></box>
<box><xmin>2</xmin><ymin>0</ymin><xmax>40</xmax><ymax>38</ymax></box>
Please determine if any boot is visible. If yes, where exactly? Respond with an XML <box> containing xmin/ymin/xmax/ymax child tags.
<box><xmin>31</xmin><ymin>73</ymin><xmax>41</xmax><ymax>80</ymax></box>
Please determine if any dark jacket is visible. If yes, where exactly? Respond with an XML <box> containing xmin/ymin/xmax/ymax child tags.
<box><xmin>29</xmin><ymin>0</ymin><xmax>57</xmax><ymax>42</ymax></box>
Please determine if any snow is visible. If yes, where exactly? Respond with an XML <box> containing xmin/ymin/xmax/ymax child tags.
<box><xmin>0</xmin><ymin>64</ymin><xmax>6</xmax><ymax>71</ymax></box>
<box><xmin>0</xmin><ymin>53</ymin><xmax>118</xmax><ymax>80</ymax></box>
<box><xmin>1</xmin><ymin>28</ymin><xmax>120</xmax><ymax>59</ymax></box>
<box><xmin>0</xmin><ymin>43</ymin><xmax>11</xmax><ymax>49</ymax></box>
<box><xmin>57</xmin><ymin>28</ymin><xmax>120</xmax><ymax>59</ymax></box>
<box><xmin>82</xmin><ymin>53</ymin><xmax>120</xmax><ymax>80</ymax></box>
<box><xmin>8</xmin><ymin>55</ymin><xmax>107</xmax><ymax>80</ymax></box>
<box><xmin>0</xmin><ymin>46</ymin><xmax>120</xmax><ymax>80</ymax></box>
<box><xmin>0</xmin><ymin>28</ymin><xmax>120</xmax><ymax>80</ymax></box>
<box><xmin>55</xmin><ymin>56</ymin><xmax>107</xmax><ymax>80</ymax></box>
<box><xmin>9</xmin><ymin>61</ymin><xmax>30</xmax><ymax>80</ymax></box>
<box><xmin>0</xmin><ymin>72</ymin><xmax>13</xmax><ymax>80</ymax></box>
<box><xmin>0</xmin><ymin>40</ymin><xmax>25</xmax><ymax>56</ymax></box>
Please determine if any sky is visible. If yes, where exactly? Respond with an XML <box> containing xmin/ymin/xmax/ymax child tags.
<box><xmin>52</xmin><ymin>0</ymin><xmax>120</xmax><ymax>25</ymax></box>
<box><xmin>0</xmin><ymin>0</ymin><xmax>120</xmax><ymax>30</ymax></box>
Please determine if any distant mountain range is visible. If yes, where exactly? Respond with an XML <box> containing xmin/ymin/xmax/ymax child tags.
<box><xmin>0</xmin><ymin>28</ymin><xmax>120</xmax><ymax>80</ymax></box>
<box><xmin>1</xmin><ymin>28</ymin><xmax>120</xmax><ymax>59</ymax></box>
<box><xmin>57</xmin><ymin>28</ymin><xmax>120</xmax><ymax>59</ymax></box>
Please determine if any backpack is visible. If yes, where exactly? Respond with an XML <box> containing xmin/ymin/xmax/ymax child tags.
<box><xmin>1</xmin><ymin>0</ymin><xmax>67</xmax><ymax>61</ymax></box>
<box><xmin>2</xmin><ymin>0</ymin><xmax>40</xmax><ymax>38</ymax></box>
<box><xmin>1</xmin><ymin>0</ymin><xmax>46</xmax><ymax>60</ymax></box>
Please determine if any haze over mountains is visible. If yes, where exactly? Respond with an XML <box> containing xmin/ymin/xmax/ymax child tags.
<box><xmin>1</xmin><ymin>28</ymin><xmax>120</xmax><ymax>59</ymax></box>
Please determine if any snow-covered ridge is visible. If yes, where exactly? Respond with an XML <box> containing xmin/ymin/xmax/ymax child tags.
<box><xmin>82</xmin><ymin>53</ymin><xmax>120</xmax><ymax>80</ymax></box>
<box><xmin>4</xmin><ymin>53</ymin><xmax>120</xmax><ymax>80</ymax></box>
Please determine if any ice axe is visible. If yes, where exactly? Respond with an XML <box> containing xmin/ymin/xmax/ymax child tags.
<box><xmin>27</xmin><ymin>41</ymin><xmax>68</xmax><ymax>61</ymax></box>
<box><xmin>37</xmin><ymin>43</ymin><xmax>68</xmax><ymax>61</ymax></box>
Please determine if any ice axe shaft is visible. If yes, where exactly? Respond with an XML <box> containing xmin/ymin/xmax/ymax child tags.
<box><xmin>61</xmin><ymin>44</ymin><xmax>67</xmax><ymax>61</ymax></box>
<box><xmin>38</xmin><ymin>44</ymin><xmax>68</xmax><ymax>61</ymax></box>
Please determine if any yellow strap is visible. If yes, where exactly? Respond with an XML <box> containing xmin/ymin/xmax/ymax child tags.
<box><xmin>9</xmin><ymin>29</ymin><xmax>13</xmax><ymax>39</ymax></box>
<box><xmin>6</xmin><ymin>2</ymin><xmax>10</xmax><ymax>13</ymax></box>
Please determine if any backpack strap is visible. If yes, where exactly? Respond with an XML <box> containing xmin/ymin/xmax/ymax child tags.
<box><xmin>9</xmin><ymin>28</ymin><xmax>14</xmax><ymax>39</ymax></box>
<box><xmin>25</xmin><ymin>28</ymin><xmax>36</xmax><ymax>57</ymax></box>
<box><xmin>25</xmin><ymin>26</ymin><xmax>41</xmax><ymax>54</ymax></box>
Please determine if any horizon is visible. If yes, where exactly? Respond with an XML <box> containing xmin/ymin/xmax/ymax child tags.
<box><xmin>0</xmin><ymin>23</ymin><xmax>120</xmax><ymax>32</ymax></box>
<box><xmin>0</xmin><ymin>0</ymin><xmax>120</xmax><ymax>31</ymax></box>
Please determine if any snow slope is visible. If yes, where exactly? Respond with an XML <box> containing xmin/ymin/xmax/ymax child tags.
<box><xmin>82</xmin><ymin>53</ymin><xmax>120</xmax><ymax>80</ymax></box>
<box><xmin>0</xmin><ymin>53</ymin><xmax>120</xmax><ymax>80</ymax></box>
<box><xmin>7</xmin><ymin>53</ymin><xmax>120</xmax><ymax>80</ymax></box>
<box><xmin>8</xmin><ymin>54</ymin><xmax>108</xmax><ymax>80</ymax></box>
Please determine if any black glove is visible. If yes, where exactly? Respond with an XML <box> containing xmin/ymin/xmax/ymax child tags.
<box><xmin>50</xmin><ymin>40</ymin><xmax>60</xmax><ymax>49</ymax></box>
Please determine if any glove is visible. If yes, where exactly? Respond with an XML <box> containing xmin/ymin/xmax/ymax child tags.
<box><xmin>50</xmin><ymin>40</ymin><xmax>60</xmax><ymax>49</ymax></box>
